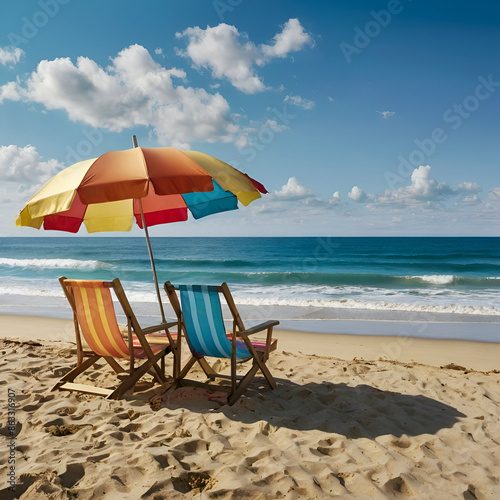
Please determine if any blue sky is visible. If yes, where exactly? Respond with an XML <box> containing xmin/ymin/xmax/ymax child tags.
<box><xmin>1</xmin><ymin>0</ymin><xmax>499</xmax><ymax>236</ymax></box>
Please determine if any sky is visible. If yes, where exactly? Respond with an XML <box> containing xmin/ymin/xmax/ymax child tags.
<box><xmin>0</xmin><ymin>0</ymin><xmax>499</xmax><ymax>237</ymax></box>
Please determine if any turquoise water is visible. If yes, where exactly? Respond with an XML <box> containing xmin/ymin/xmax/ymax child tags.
<box><xmin>0</xmin><ymin>237</ymin><xmax>499</xmax><ymax>319</ymax></box>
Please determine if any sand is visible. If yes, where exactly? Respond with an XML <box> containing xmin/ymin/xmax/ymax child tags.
<box><xmin>0</xmin><ymin>315</ymin><xmax>499</xmax><ymax>499</ymax></box>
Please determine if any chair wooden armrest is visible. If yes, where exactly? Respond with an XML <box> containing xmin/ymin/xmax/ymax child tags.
<box><xmin>239</xmin><ymin>320</ymin><xmax>279</xmax><ymax>337</ymax></box>
<box><xmin>121</xmin><ymin>322</ymin><xmax>178</xmax><ymax>346</ymax></box>
<box><xmin>236</xmin><ymin>320</ymin><xmax>279</xmax><ymax>360</ymax></box>
<box><xmin>136</xmin><ymin>322</ymin><xmax>178</xmax><ymax>346</ymax></box>
<box><xmin>142</xmin><ymin>322</ymin><xmax>177</xmax><ymax>335</ymax></box>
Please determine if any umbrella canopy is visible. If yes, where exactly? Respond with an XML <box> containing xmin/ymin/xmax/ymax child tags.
<box><xmin>16</xmin><ymin>139</ymin><xmax>268</xmax><ymax>322</ymax></box>
<box><xmin>16</xmin><ymin>146</ymin><xmax>267</xmax><ymax>233</ymax></box>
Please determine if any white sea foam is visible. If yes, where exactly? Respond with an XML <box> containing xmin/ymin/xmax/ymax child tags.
<box><xmin>1</xmin><ymin>277</ymin><xmax>499</xmax><ymax>318</ymax></box>
<box><xmin>0</xmin><ymin>284</ymin><xmax>63</xmax><ymax>298</ymax></box>
<box><xmin>233</xmin><ymin>296</ymin><xmax>500</xmax><ymax>316</ymax></box>
<box><xmin>417</xmin><ymin>275</ymin><xmax>455</xmax><ymax>285</ymax></box>
<box><xmin>0</xmin><ymin>258</ymin><xmax>112</xmax><ymax>270</ymax></box>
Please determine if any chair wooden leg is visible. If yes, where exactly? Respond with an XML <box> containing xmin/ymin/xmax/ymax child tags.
<box><xmin>175</xmin><ymin>343</ymin><xmax>182</xmax><ymax>379</ymax></box>
<box><xmin>108</xmin><ymin>369</ymin><xmax>148</xmax><ymax>399</ymax></box>
<box><xmin>227</xmin><ymin>354</ymin><xmax>277</xmax><ymax>405</ymax></box>
<box><xmin>248</xmin><ymin>352</ymin><xmax>276</xmax><ymax>389</ymax></box>
<box><xmin>172</xmin><ymin>346</ymin><xmax>180</xmax><ymax>379</ymax></box>
<box><xmin>178</xmin><ymin>356</ymin><xmax>198</xmax><ymax>379</ymax></box>
<box><xmin>104</xmin><ymin>356</ymin><xmax>126</xmax><ymax>374</ymax></box>
<box><xmin>52</xmin><ymin>355</ymin><xmax>101</xmax><ymax>391</ymax></box>
<box><xmin>228</xmin><ymin>364</ymin><xmax>260</xmax><ymax>406</ymax></box>
<box><xmin>151</xmin><ymin>352</ymin><xmax>169</xmax><ymax>385</ymax></box>
<box><xmin>150</xmin><ymin>354</ymin><xmax>168</xmax><ymax>385</ymax></box>
<box><xmin>168</xmin><ymin>337</ymin><xmax>181</xmax><ymax>380</ymax></box>
<box><xmin>162</xmin><ymin>378</ymin><xmax>180</xmax><ymax>396</ymax></box>
<box><xmin>231</xmin><ymin>352</ymin><xmax>237</xmax><ymax>393</ymax></box>
<box><xmin>256</xmin><ymin>356</ymin><xmax>277</xmax><ymax>389</ymax></box>
<box><xmin>147</xmin><ymin>364</ymin><xmax>166</xmax><ymax>384</ymax></box>
<box><xmin>197</xmin><ymin>357</ymin><xmax>217</xmax><ymax>378</ymax></box>
<box><xmin>108</xmin><ymin>351</ymin><xmax>168</xmax><ymax>399</ymax></box>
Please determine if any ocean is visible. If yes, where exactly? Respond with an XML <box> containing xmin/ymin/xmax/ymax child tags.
<box><xmin>1</xmin><ymin>237</ymin><xmax>499</xmax><ymax>340</ymax></box>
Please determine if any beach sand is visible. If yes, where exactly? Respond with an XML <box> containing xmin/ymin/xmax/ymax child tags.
<box><xmin>1</xmin><ymin>315</ymin><xmax>499</xmax><ymax>499</ymax></box>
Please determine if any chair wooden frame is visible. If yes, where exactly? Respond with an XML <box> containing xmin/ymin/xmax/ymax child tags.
<box><xmin>164</xmin><ymin>281</ymin><xmax>279</xmax><ymax>405</ymax></box>
<box><xmin>54</xmin><ymin>277</ymin><xmax>178</xmax><ymax>400</ymax></box>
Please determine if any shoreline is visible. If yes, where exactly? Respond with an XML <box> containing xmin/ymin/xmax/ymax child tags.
<box><xmin>1</xmin><ymin>293</ymin><xmax>500</xmax><ymax>342</ymax></box>
<box><xmin>2</xmin><ymin>288</ymin><xmax>500</xmax><ymax>321</ymax></box>
<box><xmin>2</xmin><ymin>313</ymin><xmax>499</xmax><ymax>372</ymax></box>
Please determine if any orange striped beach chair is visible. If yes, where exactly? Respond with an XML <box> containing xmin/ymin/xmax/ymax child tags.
<box><xmin>54</xmin><ymin>277</ymin><xmax>177</xmax><ymax>400</ymax></box>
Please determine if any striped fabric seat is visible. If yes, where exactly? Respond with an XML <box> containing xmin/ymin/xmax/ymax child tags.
<box><xmin>130</xmin><ymin>333</ymin><xmax>176</xmax><ymax>359</ymax></box>
<box><xmin>67</xmin><ymin>280</ymin><xmax>165</xmax><ymax>359</ymax></box>
<box><xmin>178</xmin><ymin>284</ymin><xmax>251</xmax><ymax>360</ymax></box>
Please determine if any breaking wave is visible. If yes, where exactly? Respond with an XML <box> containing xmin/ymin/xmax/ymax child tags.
<box><xmin>0</xmin><ymin>258</ymin><xmax>113</xmax><ymax>270</ymax></box>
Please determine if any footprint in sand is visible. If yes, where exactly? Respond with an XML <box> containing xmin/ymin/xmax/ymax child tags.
<box><xmin>59</xmin><ymin>463</ymin><xmax>85</xmax><ymax>489</ymax></box>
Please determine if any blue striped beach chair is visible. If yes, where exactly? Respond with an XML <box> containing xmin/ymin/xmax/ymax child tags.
<box><xmin>164</xmin><ymin>281</ymin><xmax>279</xmax><ymax>405</ymax></box>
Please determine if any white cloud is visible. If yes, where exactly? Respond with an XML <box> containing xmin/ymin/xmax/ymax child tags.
<box><xmin>455</xmin><ymin>182</ymin><xmax>482</xmax><ymax>205</ymax></box>
<box><xmin>348</xmin><ymin>186</ymin><xmax>368</xmax><ymax>202</ymax></box>
<box><xmin>272</xmin><ymin>177</ymin><xmax>314</xmax><ymax>200</ymax></box>
<box><xmin>0</xmin><ymin>44</ymin><xmax>248</xmax><ymax>148</ymax></box>
<box><xmin>456</xmin><ymin>181</ymin><xmax>481</xmax><ymax>192</ymax></box>
<box><xmin>262</xmin><ymin>119</ymin><xmax>288</xmax><ymax>133</ymax></box>
<box><xmin>0</xmin><ymin>45</ymin><xmax>24</xmax><ymax>66</ymax></box>
<box><xmin>176</xmin><ymin>19</ymin><xmax>312</xmax><ymax>94</ymax></box>
<box><xmin>197</xmin><ymin>170</ymin><xmax>497</xmax><ymax>236</ymax></box>
<box><xmin>407</xmin><ymin>165</ymin><xmax>453</xmax><ymax>199</ymax></box>
<box><xmin>376</xmin><ymin>110</ymin><xmax>395</xmax><ymax>119</ymax></box>
<box><xmin>255</xmin><ymin>177</ymin><xmax>344</xmax><ymax>224</ymax></box>
<box><xmin>346</xmin><ymin>166</ymin><xmax>489</xmax><ymax>212</ymax></box>
<box><xmin>329</xmin><ymin>191</ymin><xmax>341</xmax><ymax>204</ymax></box>
<box><xmin>260</xmin><ymin>18</ymin><xmax>313</xmax><ymax>58</ymax></box>
<box><xmin>462</xmin><ymin>194</ymin><xmax>481</xmax><ymax>205</ymax></box>
<box><xmin>154</xmin><ymin>47</ymin><xmax>165</xmax><ymax>58</ymax></box>
<box><xmin>284</xmin><ymin>94</ymin><xmax>315</xmax><ymax>109</ymax></box>
<box><xmin>328</xmin><ymin>96</ymin><xmax>334</xmax><ymax>102</ymax></box>
<box><xmin>375</xmin><ymin>166</ymin><xmax>453</xmax><ymax>205</ymax></box>
<box><xmin>489</xmin><ymin>187</ymin><xmax>500</xmax><ymax>200</ymax></box>
<box><xmin>0</xmin><ymin>81</ymin><xmax>21</xmax><ymax>101</ymax></box>
<box><xmin>176</xmin><ymin>23</ymin><xmax>266</xmax><ymax>94</ymax></box>
<box><xmin>0</xmin><ymin>145</ymin><xmax>63</xmax><ymax>184</ymax></box>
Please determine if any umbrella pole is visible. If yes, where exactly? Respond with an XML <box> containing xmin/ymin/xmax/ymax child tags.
<box><xmin>139</xmin><ymin>199</ymin><xmax>167</xmax><ymax>323</ymax></box>
<box><xmin>133</xmin><ymin>135</ymin><xmax>167</xmax><ymax>324</ymax></box>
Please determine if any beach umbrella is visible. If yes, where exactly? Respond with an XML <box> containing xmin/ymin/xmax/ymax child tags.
<box><xmin>16</xmin><ymin>136</ymin><xmax>267</xmax><ymax>322</ymax></box>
